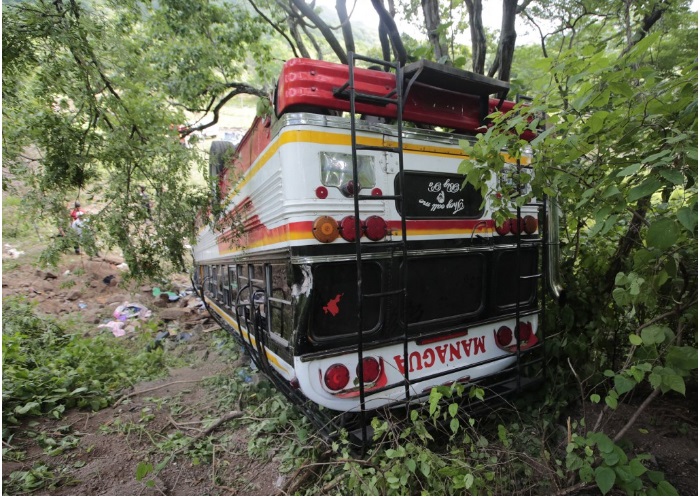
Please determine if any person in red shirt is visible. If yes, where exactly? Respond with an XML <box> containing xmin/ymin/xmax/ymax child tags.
<box><xmin>70</xmin><ymin>201</ymin><xmax>85</xmax><ymax>254</ymax></box>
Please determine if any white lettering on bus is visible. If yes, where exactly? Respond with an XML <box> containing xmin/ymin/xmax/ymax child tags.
<box><xmin>392</xmin><ymin>336</ymin><xmax>487</xmax><ymax>375</ymax></box>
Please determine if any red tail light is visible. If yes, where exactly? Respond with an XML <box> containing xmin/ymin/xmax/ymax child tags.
<box><xmin>364</xmin><ymin>216</ymin><xmax>387</xmax><ymax>241</ymax></box>
<box><xmin>523</xmin><ymin>215</ymin><xmax>537</xmax><ymax>234</ymax></box>
<box><xmin>496</xmin><ymin>326</ymin><xmax>513</xmax><ymax>347</ymax></box>
<box><xmin>357</xmin><ymin>357</ymin><xmax>381</xmax><ymax>384</ymax></box>
<box><xmin>324</xmin><ymin>364</ymin><xmax>350</xmax><ymax>391</ymax></box>
<box><xmin>510</xmin><ymin>217</ymin><xmax>523</xmax><ymax>235</ymax></box>
<box><xmin>516</xmin><ymin>322</ymin><xmax>533</xmax><ymax>341</ymax></box>
<box><xmin>495</xmin><ymin>219</ymin><xmax>511</xmax><ymax>236</ymax></box>
<box><xmin>315</xmin><ymin>186</ymin><xmax>328</xmax><ymax>199</ymax></box>
<box><xmin>339</xmin><ymin>216</ymin><xmax>361</xmax><ymax>242</ymax></box>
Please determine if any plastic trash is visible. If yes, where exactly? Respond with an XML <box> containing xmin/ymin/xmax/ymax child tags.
<box><xmin>78</xmin><ymin>302</ymin><xmax>87</xmax><ymax>310</ymax></box>
<box><xmin>116</xmin><ymin>263</ymin><xmax>129</xmax><ymax>271</ymax></box>
<box><xmin>97</xmin><ymin>321</ymin><xmax>126</xmax><ymax>337</ymax></box>
<box><xmin>113</xmin><ymin>302</ymin><xmax>152</xmax><ymax>321</ymax></box>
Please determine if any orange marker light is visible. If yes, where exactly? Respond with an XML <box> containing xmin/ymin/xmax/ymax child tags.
<box><xmin>312</xmin><ymin>216</ymin><xmax>339</xmax><ymax>243</ymax></box>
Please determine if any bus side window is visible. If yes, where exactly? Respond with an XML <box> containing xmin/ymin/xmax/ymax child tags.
<box><xmin>268</xmin><ymin>264</ymin><xmax>294</xmax><ymax>343</ymax></box>
<box><xmin>210</xmin><ymin>266</ymin><xmax>218</xmax><ymax>298</ymax></box>
<box><xmin>220</xmin><ymin>264</ymin><xmax>229</xmax><ymax>306</ymax></box>
<box><xmin>228</xmin><ymin>265</ymin><xmax>238</xmax><ymax>308</ymax></box>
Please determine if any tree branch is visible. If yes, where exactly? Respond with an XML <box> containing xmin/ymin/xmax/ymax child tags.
<box><xmin>247</xmin><ymin>0</ymin><xmax>299</xmax><ymax>58</ymax></box>
<box><xmin>291</xmin><ymin>0</ymin><xmax>348</xmax><ymax>64</ymax></box>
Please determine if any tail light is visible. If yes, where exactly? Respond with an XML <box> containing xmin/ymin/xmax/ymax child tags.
<box><xmin>509</xmin><ymin>217</ymin><xmax>523</xmax><ymax>235</ymax></box>
<box><xmin>339</xmin><ymin>216</ymin><xmax>361</xmax><ymax>242</ymax></box>
<box><xmin>523</xmin><ymin>215</ymin><xmax>537</xmax><ymax>234</ymax></box>
<box><xmin>496</xmin><ymin>326</ymin><xmax>513</xmax><ymax>347</ymax></box>
<box><xmin>312</xmin><ymin>216</ymin><xmax>339</xmax><ymax>243</ymax></box>
<box><xmin>315</xmin><ymin>186</ymin><xmax>329</xmax><ymax>199</ymax></box>
<box><xmin>364</xmin><ymin>216</ymin><xmax>387</xmax><ymax>241</ymax></box>
<box><xmin>495</xmin><ymin>219</ymin><xmax>511</xmax><ymax>236</ymax></box>
<box><xmin>516</xmin><ymin>322</ymin><xmax>533</xmax><ymax>341</ymax></box>
<box><xmin>324</xmin><ymin>364</ymin><xmax>350</xmax><ymax>391</ymax></box>
<box><xmin>357</xmin><ymin>357</ymin><xmax>381</xmax><ymax>384</ymax></box>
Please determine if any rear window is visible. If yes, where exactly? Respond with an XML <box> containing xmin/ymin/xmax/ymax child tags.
<box><xmin>395</xmin><ymin>171</ymin><xmax>483</xmax><ymax>219</ymax></box>
<box><xmin>404</xmin><ymin>254</ymin><xmax>485</xmax><ymax>327</ymax></box>
<box><xmin>309</xmin><ymin>262</ymin><xmax>382</xmax><ymax>340</ymax></box>
<box><xmin>491</xmin><ymin>248</ymin><xmax>538</xmax><ymax>310</ymax></box>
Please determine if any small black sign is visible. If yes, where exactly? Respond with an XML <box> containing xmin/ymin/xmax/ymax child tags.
<box><xmin>395</xmin><ymin>172</ymin><xmax>483</xmax><ymax>219</ymax></box>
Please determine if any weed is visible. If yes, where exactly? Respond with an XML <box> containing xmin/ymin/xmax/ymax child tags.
<box><xmin>3</xmin><ymin>463</ymin><xmax>65</xmax><ymax>494</ymax></box>
<box><xmin>59</xmin><ymin>279</ymin><xmax>76</xmax><ymax>289</ymax></box>
<box><xmin>2</xmin><ymin>298</ymin><xmax>167</xmax><ymax>441</ymax></box>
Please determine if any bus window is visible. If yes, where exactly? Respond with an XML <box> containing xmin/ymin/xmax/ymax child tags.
<box><xmin>404</xmin><ymin>254</ymin><xmax>485</xmax><ymax>329</ymax></box>
<box><xmin>228</xmin><ymin>265</ymin><xmax>238</xmax><ymax>307</ymax></box>
<box><xmin>491</xmin><ymin>248</ymin><xmax>538</xmax><ymax>310</ymax></box>
<box><xmin>309</xmin><ymin>262</ymin><xmax>382</xmax><ymax>341</ymax></box>
<box><xmin>210</xmin><ymin>265</ymin><xmax>218</xmax><ymax>299</ymax></box>
<box><xmin>220</xmin><ymin>264</ymin><xmax>229</xmax><ymax>305</ymax></box>
<box><xmin>268</xmin><ymin>264</ymin><xmax>294</xmax><ymax>343</ymax></box>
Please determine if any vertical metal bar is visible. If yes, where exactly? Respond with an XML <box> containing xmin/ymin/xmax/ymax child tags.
<box><xmin>265</xmin><ymin>264</ymin><xmax>273</xmax><ymax>335</ymax></box>
<box><xmin>541</xmin><ymin>194</ymin><xmax>549</xmax><ymax>384</ymax></box>
<box><xmin>515</xmin><ymin>161</ymin><xmax>522</xmax><ymax>392</ymax></box>
<box><xmin>394</xmin><ymin>63</ymin><xmax>411</xmax><ymax>402</ymax></box>
<box><xmin>347</xmin><ymin>52</ymin><xmax>368</xmax><ymax>448</ymax></box>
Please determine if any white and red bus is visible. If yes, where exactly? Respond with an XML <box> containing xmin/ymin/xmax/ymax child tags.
<box><xmin>193</xmin><ymin>54</ymin><xmax>562</xmax><ymax>436</ymax></box>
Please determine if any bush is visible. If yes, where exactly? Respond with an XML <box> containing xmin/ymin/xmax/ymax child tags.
<box><xmin>2</xmin><ymin>298</ymin><xmax>165</xmax><ymax>439</ymax></box>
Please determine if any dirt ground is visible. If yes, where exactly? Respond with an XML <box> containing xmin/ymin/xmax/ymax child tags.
<box><xmin>2</xmin><ymin>247</ymin><xmax>286</xmax><ymax>496</ymax></box>
<box><xmin>2</xmin><ymin>243</ymin><xmax>698</xmax><ymax>496</ymax></box>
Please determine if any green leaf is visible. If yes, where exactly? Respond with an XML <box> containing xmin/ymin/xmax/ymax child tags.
<box><xmin>629</xmin><ymin>458</ymin><xmax>647</xmax><ymax>477</ymax></box>
<box><xmin>135</xmin><ymin>461</ymin><xmax>153</xmax><ymax>481</ymax></box>
<box><xmin>628</xmin><ymin>179</ymin><xmax>662</xmax><ymax>202</ymax></box>
<box><xmin>656</xmin><ymin>480</ymin><xmax>679</xmax><ymax>495</ymax></box>
<box><xmin>450</xmin><ymin>418</ymin><xmax>459</xmax><ymax>434</ymax></box>
<box><xmin>659</xmin><ymin>169</ymin><xmax>685</xmax><ymax>185</ymax></box>
<box><xmin>665</xmin><ymin>346</ymin><xmax>698</xmax><ymax>372</ymax></box>
<box><xmin>663</xmin><ymin>374</ymin><xmax>686</xmax><ymax>395</ymax></box>
<box><xmin>617</xmin><ymin>163</ymin><xmax>641</xmax><ymax>177</ymax></box>
<box><xmin>595</xmin><ymin>466</ymin><xmax>616</xmax><ymax>495</ymax></box>
<box><xmin>590</xmin><ymin>394</ymin><xmax>601</xmax><ymax>403</ymax></box>
<box><xmin>463</xmin><ymin>473</ymin><xmax>474</xmax><ymax>490</ymax></box>
<box><xmin>629</xmin><ymin>334</ymin><xmax>643</xmax><ymax>346</ymax></box>
<box><xmin>448</xmin><ymin>403</ymin><xmax>458</xmax><ymax>418</ymax></box>
<box><xmin>614</xmin><ymin>374</ymin><xmax>637</xmax><ymax>394</ymax></box>
<box><xmin>676</xmin><ymin>207</ymin><xmax>697</xmax><ymax>233</ymax></box>
<box><xmin>646</xmin><ymin>219</ymin><xmax>679</xmax><ymax>250</ymax></box>
<box><xmin>605</xmin><ymin>395</ymin><xmax>618</xmax><ymax>409</ymax></box>
<box><xmin>641</xmin><ymin>325</ymin><xmax>667</xmax><ymax>345</ymax></box>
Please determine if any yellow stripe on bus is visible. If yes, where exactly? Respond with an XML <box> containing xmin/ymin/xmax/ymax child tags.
<box><xmin>204</xmin><ymin>297</ymin><xmax>290</xmax><ymax>375</ymax></box>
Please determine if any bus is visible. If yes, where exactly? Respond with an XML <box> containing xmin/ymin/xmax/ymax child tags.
<box><xmin>193</xmin><ymin>53</ymin><xmax>563</xmax><ymax>441</ymax></box>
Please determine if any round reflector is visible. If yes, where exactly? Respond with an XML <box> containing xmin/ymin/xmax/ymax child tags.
<box><xmin>510</xmin><ymin>217</ymin><xmax>523</xmax><ymax>235</ymax></box>
<box><xmin>495</xmin><ymin>219</ymin><xmax>511</xmax><ymax>236</ymax></box>
<box><xmin>315</xmin><ymin>186</ymin><xmax>328</xmax><ymax>199</ymax></box>
<box><xmin>324</xmin><ymin>364</ymin><xmax>350</xmax><ymax>391</ymax></box>
<box><xmin>364</xmin><ymin>216</ymin><xmax>387</xmax><ymax>241</ymax></box>
<box><xmin>371</xmin><ymin>188</ymin><xmax>383</xmax><ymax>197</ymax></box>
<box><xmin>496</xmin><ymin>326</ymin><xmax>513</xmax><ymax>347</ymax></box>
<box><xmin>516</xmin><ymin>322</ymin><xmax>533</xmax><ymax>342</ymax></box>
<box><xmin>339</xmin><ymin>216</ymin><xmax>361</xmax><ymax>242</ymax></box>
<box><xmin>341</xmin><ymin>180</ymin><xmax>355</xmax><ymax>196</ymax></box>
<box><xmin>312</xmin><ymin>216</ymin><xmax>339</xmax><ymax>243</ymax></box>
<box><xmin>523</xmin><ymin>215</ymin><xmax>537</xmax><ymax>234</ymax></box>
<box><xmin>357</xmin><ymin>357</ymin><xmax>381</xmax><ymax>384</ymax></box>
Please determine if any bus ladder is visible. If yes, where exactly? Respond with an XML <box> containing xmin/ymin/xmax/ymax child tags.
<box><xmin>333</xmin><ymin>52</ymin><xmax>411</xmax><ymax>449</ymax></box>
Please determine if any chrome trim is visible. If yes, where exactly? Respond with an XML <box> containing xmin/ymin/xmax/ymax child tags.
<box><xmin>546</xmin><ymin>198</ymin><xmax>565</xmax><ymax>301</ymax></box>
<box><xmin>272</xmin><ymin>112</ymin><xmax>478</xmax><ymax>147</ymax></box>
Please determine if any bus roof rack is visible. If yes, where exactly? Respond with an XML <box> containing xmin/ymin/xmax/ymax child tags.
<box><xmin>403</xmin><ymin>59</ymin><xmax>510</xmax><ymax>98</ymax></box>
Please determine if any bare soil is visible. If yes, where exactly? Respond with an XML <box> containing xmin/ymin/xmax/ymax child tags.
<box><xmin>2</xmin><ymin>246</ymin><xmax>284</xmax><ymax>496</ymax></box>
<box><xmin>2</xmin><ymin>243</ymin><xmax>697</xmax><ymax>496</ymax></box>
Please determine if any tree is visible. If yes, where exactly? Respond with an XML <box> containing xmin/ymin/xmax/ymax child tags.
<box><xmin>460</xmin><ymin>3</ymin><xmax>697</xmax><ymax>491</ymax></box>
<box><xmin>2</xmin><ymin>0</ymin><xmax>275</xmax><ymax>277</ymax></box>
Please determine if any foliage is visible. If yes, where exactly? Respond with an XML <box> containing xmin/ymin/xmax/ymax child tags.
<box><xmin>2</xmin><ymin>298</ymin><xmax>166</xmax><ymax>440</ymax></box>
<box><xmin>2</xmin><ymin>0</ymin><xmax>276</xmax><ymax>279</ymax></box>
<box><xmin>458</xmin><ymin>2</ymin><xmax>697</xmax><ymax>494</ymax></box>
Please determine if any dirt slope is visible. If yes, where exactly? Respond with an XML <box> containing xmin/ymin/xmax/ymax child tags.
<box><xmin>2</xmin><ymin>247</ymin><xmax>284</xmax><ymax>496</ymax></box>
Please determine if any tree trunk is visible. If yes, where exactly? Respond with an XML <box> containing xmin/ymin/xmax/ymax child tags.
<box><xmin>464</xmin><ymin>0</ymin><xmax>486</xmax><ymax>74</ymax></box>
<box><xmin>371</xmin><ymin>0</ymin><xmax>407</xmax><ymax>65</ymax></box>
<box><xmin>335</xmin><ymin>0</ymin><xmax>355</xmax><ymax>56</ymax></box>
<box><xmin>421</xmin><ymin>0</ymin><xmax>449</xmax><ymax>62</ymax></box>
<box><xmin>287</xmin><ymin>18</ymin><xmax>311</xmax><ymax>59</ymax></box>
<box><xmin>496</xmin><ymin>0</ymin><xmax>518</xmax><ymax>82</ymax></box>
<box><xmin>290</xmin><ymin>0</ymin><xmax>348</xmax><ymax>64</ymax></box>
